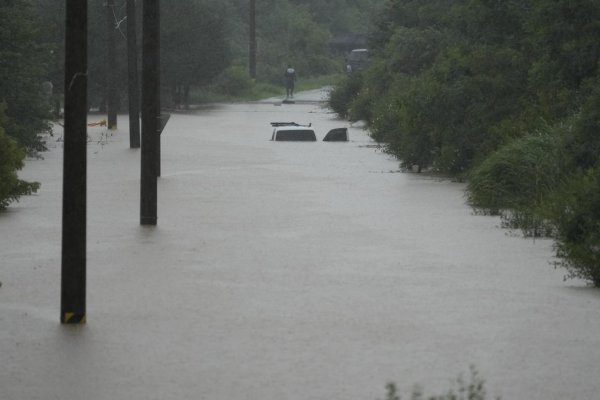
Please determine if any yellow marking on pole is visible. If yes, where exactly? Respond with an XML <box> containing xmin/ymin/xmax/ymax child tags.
<box><xmin>63</xmin><ymin>312</ymin><xmax>86</xmax><ymax>324</ymax></box>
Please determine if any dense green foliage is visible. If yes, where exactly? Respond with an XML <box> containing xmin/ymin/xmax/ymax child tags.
<box><xmin>161</xmin><ymin>1</ymin><xmax>230</xmax><ymax>107</ymax></box>
<box><xmin>0</xmin><ymin>108</ymin><xmax>40</xmax><ymax>210</ymax></box>
<box><xmin>0</xmin><ymin>0</ymin><xmax>52</xmax><ymax>152</ymax></box>
<box><xmin>331</xmin><ymin>0</ymin><xmax>600</xmax><ymax>285</ymax></box>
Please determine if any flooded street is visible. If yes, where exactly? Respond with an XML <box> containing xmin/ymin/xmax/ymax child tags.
<box><xmin>1</xmin><ymin>89</ymin><xmax>599</xmax><ymax>399</ymax></box>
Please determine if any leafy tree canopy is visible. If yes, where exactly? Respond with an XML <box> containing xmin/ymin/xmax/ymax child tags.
<box><xmin>161</xmin><ymin>0</ymin><xmax>230</xmax><ymax>106</ymax></box>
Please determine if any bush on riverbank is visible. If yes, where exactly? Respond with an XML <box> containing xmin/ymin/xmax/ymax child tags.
<box><xmin>328</xmin><ymin>73</ymin><xmax>363</xmax><ymax>118</ymax></box>
<box><xmin>467</xmin><ymin>128</ymin><xmax>567</xmax><ymax>237</ymax></box>
<box><xmin>550</xmin><ymin>165</ymin><xmax>600</xmax><ymax>286</ymax></box>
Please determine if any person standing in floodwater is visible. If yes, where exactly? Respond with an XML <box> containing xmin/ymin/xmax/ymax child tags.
<box><xmin>284</xmin><ymin>65</ymin><xmax>296</xmax><ymax>98</ymax></box>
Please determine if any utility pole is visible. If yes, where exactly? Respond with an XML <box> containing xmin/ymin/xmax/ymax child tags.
<box><xmin>140</xmin><ymin>0</ymin><xmax>160</xmax><ymax>225</ymax></box>
<box><xmin>61</xmin><ymin>0</ymin><xmax>87</xmax><ymax>324</ymax></box>
<box><xmin>106</xmin><ymin>0</ymin><xmax>118</xmax><ymax>129</ymax></box>
<box><xmin>127</xmin><ymin>0</ymin><xmax>140</xmax><ymax>148</ymax></box>
<box><xmin>249</xmin><ymin>0</ymin><xmax>256</xmax><ymax>79</ymax></box>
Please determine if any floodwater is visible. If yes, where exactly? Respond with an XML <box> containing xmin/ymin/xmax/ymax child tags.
<box><xmin>1</xmin><ymin>89</ymin><xmax>599</xmax><ymax>400</ymax></box>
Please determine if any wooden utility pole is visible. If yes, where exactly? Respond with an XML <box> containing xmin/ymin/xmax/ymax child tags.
<box><xmin>249</xmin><ymin>0</ymin><xmax>256</xmax><ymax>79</ymax></box>
<box><xmin>140</xmin><ymin>0</ymin><xmax>160</xmax><ymax>225</ymax></box>
<box><xmin>61</xmin><ymin>0</ymin><xmax>87</xmax><ymax>324</ymax></box>
<box><xmin>106</xmin><ymin>0</ymin><xmax>118</xmax><ymax>129</ymax></box>
<box><xmin>127</xmin><ymin>0</ymin><xmax>140</xmax><ymax>148</ymax></box>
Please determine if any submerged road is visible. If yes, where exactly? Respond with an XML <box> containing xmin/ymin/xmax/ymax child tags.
<box><xmin>1</xmin><ymin>88</ymin><xmax>599</xmax><ymax>399</ymax></box>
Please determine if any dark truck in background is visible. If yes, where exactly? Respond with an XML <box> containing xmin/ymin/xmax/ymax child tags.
<box><xmin>345</xmin><ymin>49</ymin><xmax>369</xmax><ymax>73</ymax></box>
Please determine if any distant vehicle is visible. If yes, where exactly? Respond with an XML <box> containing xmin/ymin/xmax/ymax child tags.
<box><xmin>271</xmin><ymin>122</ymin><xmax>316</xmax><ymax>141</ymax></box>
<box><xmin>346</xmin><ymin>49</ymin><xmax>369</xmax><ymax>73</ymax></box>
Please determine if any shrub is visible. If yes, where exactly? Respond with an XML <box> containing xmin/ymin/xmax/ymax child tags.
<box><xmin>369</xmin><ymin>96</ymin><xmax>402</xmax><ymax>143</ymax></box>
<box><xmin>467</xmin><ymin>129</ymin><xmax>566</xmax><ymax>236</ymax></box>
<box><xmin>328</xmin><ymin>73</ymin><xmax>363</xmax><ymax>118</ymax></box>
<box><xmin>385</xmin><ymin>75</ymin><xmax>441</xmax><ymax>172</ymax></box>
<box><xmin>0</xmin><ymin>117</ymin><xmax>40</xmax><ymax>210</ymax></box>
<box><xmin>549</xmin><ymin>165</ymin><xmax>600</xmax><ymax>286</ymax></box>
<box><xmin>347</xmin><ymin>60</ymin><xmax>391</xmax><ymax>124</ymax></box>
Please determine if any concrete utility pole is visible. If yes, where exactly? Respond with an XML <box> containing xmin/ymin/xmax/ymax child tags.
<box><xmin>140</xmin><ymin>0</ymin><xmax>160</xmax><ymax>225</ymax></box>
<box><xmin>127</xmin><ymin>0</ymin><xmax>141</xmax><ymax>148</ymax></box>
<box><xmin>249</xmin><ymin>0</ymin><xmax>256</xmax><ymax>79</ymax></box>
<box><xmin>106</xmin><ymin>0</ymin><xmax>118</xmax><ymax>129</ymax></box>
<box><xmin>61</xmin><ymin>0</ymin><xmax>87</xmax><ymax>324</ymax></box>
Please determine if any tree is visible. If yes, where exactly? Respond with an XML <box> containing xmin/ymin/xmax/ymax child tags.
<box><xmin>289</xmin><ymin>0</ymin><xmax>384</xmax><ymax>34</ymax></box>
<box><xmin>526</xmin><ymin>0</ymin><xmax>600</xmax><ymax>119</ymax></box>
<box><xmin>161</xmin><ymin>0</ymin><xmax>230</xmax><ymax>108</ymax></box>
<box><xmin>0</xmin><ymin>0</ymin><xmax>52</xmax><ymax>152</ymax></box>
<box><xmin>254</xmin><ymin>0</ymin><xmax>335</xmax><ymax>82</ymax></box>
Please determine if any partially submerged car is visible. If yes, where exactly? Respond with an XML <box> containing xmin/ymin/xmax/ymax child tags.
<box><xmin>270</xmin><ymin>122</ymin><xmax>348</xmax><ymax>142</ymax></box>
<box><xmin>271</xmin><ymin>122</ymin><xmax>316</xmax><ymax>141</ymax></box>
